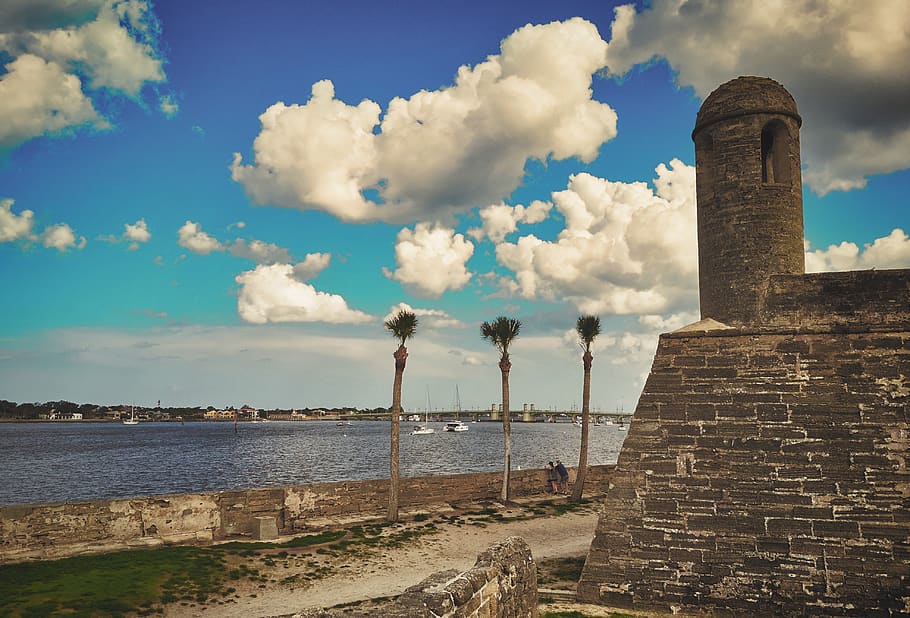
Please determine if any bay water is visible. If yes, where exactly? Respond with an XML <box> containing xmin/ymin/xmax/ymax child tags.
<box><xmin>0</xmin><ymin>420</ymin><xmax>627</xmax><ymax>506</ymax></box>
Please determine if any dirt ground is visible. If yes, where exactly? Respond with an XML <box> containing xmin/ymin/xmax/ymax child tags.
<box><xmin>161</xmin><ymin>497</ymin><xmax>607</xmax><ymax>617</ymax></box>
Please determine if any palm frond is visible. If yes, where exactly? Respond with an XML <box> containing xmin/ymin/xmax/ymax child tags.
<box><xmin>480</xmin><ymin>316</ymin><xmax>522</xmax><ymax>354</ymax></box>
<box><xmin>385</xmin><ymin>310</ymin><xmax>418</xmax><ymax>346</ymax></box>
<box><xmin>576</xmin><ymin>315</ymin><xmax>601</xmax><ymax>350</ymax></box>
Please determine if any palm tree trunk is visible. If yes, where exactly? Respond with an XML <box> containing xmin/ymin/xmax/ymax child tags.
<box><xmin>500</xmin><ymin>354</ymin><xmax>511</xmax><ymax>503</ymax></box>
<box><xmin>572</xmin><ymin>351</ymin><xmax>592</xmax><ymax>501</ymax></box>
<box><xmin>387</xmin><ymin>345</ymin><xmax>407</xmax><ymax>522</ymax></box>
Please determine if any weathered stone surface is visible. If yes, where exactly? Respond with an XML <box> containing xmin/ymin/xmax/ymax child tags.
<box><xmin>578</xmin><ymin>329</ymin><xmax>910</xmax><ymax>616</ymax></box>
<box><xmin>0</xmin><ymin>465</ymin><xmax>613</xmax><ymax>564</ymax></box>
<box><xmin>297</xmin><ymin>537</ymin><xmax>537</xmax><ymax>618</ymax></box>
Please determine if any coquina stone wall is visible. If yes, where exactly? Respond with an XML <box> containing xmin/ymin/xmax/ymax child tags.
<box><xmin>762</xmin><ymin>270</ymin><xmax>910</xmax><ymax>330</ymax></box>
<box><xmin>300</xmin><ymin>536</ymin><xmax>538</xmax><ymax>618</ymax></box>
<box><xmin>577</xmin><ymin>328</ymin><xmax>909</xmax><ymax>615</ymax></box>
<box><xmin>0</xmin><ymin>464</ymin><xmax>611</xmax><ymax>564</ymax></box>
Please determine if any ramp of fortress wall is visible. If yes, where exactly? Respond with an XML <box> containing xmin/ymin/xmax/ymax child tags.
<box><xmin>577</xmin><ymin>324</ymin><xmax>909</xmax><ymax>615</ymax></box>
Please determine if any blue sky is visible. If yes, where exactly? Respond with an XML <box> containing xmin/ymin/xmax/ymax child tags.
<box><xmin>1</xmin><ymin>0</ymin><xmax>908</xmax><ymax>411</ymax></box>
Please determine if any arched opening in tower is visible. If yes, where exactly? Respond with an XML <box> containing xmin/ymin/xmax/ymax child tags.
<box><xmin>761</xmin><ymin>121</ymin><xmax>791</xmax><ymax>185</ymax></box>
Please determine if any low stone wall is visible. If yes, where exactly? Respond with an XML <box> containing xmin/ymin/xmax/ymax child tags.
<box><xmin>0</xmin><ymin>465</ymin><xmax>612</xmax><ymax>564</ymax></box>
<box><xmin>300</xmin><ymin>536</ymin><xmax>538</xmax><ymax>618</ymax></box>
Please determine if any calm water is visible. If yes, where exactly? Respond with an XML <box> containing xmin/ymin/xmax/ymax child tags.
<box><xmin>0</xmin><ymin>420</ymin><xmax>627</xmax><ymax>506</ymax></box>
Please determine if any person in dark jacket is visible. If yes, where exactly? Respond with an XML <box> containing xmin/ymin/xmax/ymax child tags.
<box><xmin>545</xmin><ymin>461</ymin><xmax>558</xmax><ymax>493</ymax></box>
<box><xmin>555</xmin><ymin>459</ymin><xmax>569</xmax><ymax>494</ymax></box>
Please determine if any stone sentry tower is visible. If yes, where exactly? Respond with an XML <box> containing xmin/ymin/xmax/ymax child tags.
<box><xmin>692</xmin><ymin>76</ymin><xmax>805</xmax><ymax>325</ymax></box>
<box><xmin>577</xmin><ymin>76</ymin><xmax>909</xmax><ymax>615</ymax></box>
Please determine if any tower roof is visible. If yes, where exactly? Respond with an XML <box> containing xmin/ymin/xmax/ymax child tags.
<box><xmin>693</xmin><ymin>76</ymin><xmax>800</xmax><ymax>138</ymax></box>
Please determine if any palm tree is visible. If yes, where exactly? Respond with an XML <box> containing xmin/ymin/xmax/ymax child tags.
<box><xmin>572</xmin><ymin>315</ymin><xmax>601</xmax><ymax>501</ymax></box>
<box><xmin>385</xmin><ymin>309</ymin><xmax>418</xmax><ymax>522</ymax></box>
<box><xmin>481</xmin><ymin>316</ymin><xmax>522</xmax><ymax>502</ymax></box>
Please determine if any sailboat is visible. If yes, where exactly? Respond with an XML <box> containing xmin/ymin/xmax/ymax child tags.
<box><xmin>445</xmin><ymin>385</ymin><xmax>468</xmax><ymax>432</ymax></box>
<box><xmin>122</xmin><ymin>405</ymin><xmax>139</xmax><ymax>425</ymax></box>
<box><xmin>411</xmin><ymin>387</ymin><xmax>435</xmax><ymax>435</ymax></box>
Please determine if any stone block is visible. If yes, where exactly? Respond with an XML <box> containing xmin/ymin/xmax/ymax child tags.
<box><xmin>253</xmin><ymin>516</ymin><xmax>279</xmax><ymax>541</ymax></box>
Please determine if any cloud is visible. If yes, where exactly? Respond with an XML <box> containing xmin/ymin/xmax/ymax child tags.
<box><xmin>292</xmin><ymin>253</ymin><xmax>331</xmax><ymax>281</ymax></box>
<box><xmin>159</xmin><ymin>94</ymin><xmax>178</xmax><ymax>117</ymax></box>
<box><xmin>41</xmin><ymin>223</ymin><xmax>86</xmax><ymax>252</ymax></box>
<box><xmin>493</xmin><ymin>159</ymin><xmax>698</xmax><ymax>315</ymax></box>
<box><xmin>235</xmin><ymin>263</ymin><xmax>372</xmax><ymax>325</ymax></box>
<box><xmin>0</xmin><ymin>198</ymin><xmax>35</xmax><ymax>242</ymax></box>
<box><xmin>805</xmin><ymin>228</ymin><xmax>910</xmax><ymax>272</ymax></box>
<box><xmin>124</xmin><ymin>218</ymin><xmax>150</xmax><ymax>243</ymax></box>
<box><xmin>383</xmin><ymin>223</ymin><xmax>474</xmax><ymax>297</ymax></box>
<box><xmin>0</xmin><ymin>54</ymin><xmax>106</xmax><ymax>148</ymax></box>
<box><xmin>4</xmin><ymin>0</ymin><xmax>165</xmax><ymax>96</ymax></box>
<box><xmin>100</xmin><ymin>218</ymin><xmax>150</xmax><ymax>249</ymax></box>
<box><xmin>603</xmin><ymin>0</ymin><xmax>910</xmax><ymax>195</ymax></box>
<box><xmin>228</xmin><ymin>238</ymin><xmax>292</xmax><ymax>265</ymax></box>
<box><xmin>384</xmin><ymin>302</ymin><xmax>465</xmax><ymax>329</ymax></box>
<box><xmin>0</xmin><ymin>0</ymin><xmax>105</xmax><ymax>33</ymax></box>
<box><xmin>0</xmin><ymin>0</ymin><xmax>166</xmax><ymax>151</ymax></box>
<box><xmin>176</xmin><ymin>220</ymin><xmax>307</xmax><ymax>268</ymax></box>
<box><xmin>467</xmin><ymin>200</ymin><xmax>553</xmax><ymax>243</ymax></box>
<box><xmin>177</xmin><ymin>221</ymin><xmax>224</xmax><ymax>255</ymax></box>
<box><xmin>1</xmin><ymin>197</ymin><xmax>86</xmax><ymax>251</ymax></box>
<box><xmin>231</xmin><ymin>18</ymin><xmax>617</xmax><ymax>224</ymax></box>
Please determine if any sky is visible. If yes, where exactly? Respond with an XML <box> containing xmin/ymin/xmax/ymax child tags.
<box><xmin>1</xmin><ymin>0</ymin><xmax>908</xmax><ymax>412</ymax></box>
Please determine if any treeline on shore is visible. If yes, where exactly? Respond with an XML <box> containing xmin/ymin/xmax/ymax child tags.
<box><xmin>0</xmin><ymin>399</ymin><xmax>389</xmax><ymax>421</ymax></box>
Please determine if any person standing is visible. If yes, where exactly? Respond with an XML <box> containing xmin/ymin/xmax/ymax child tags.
<box><xmin>555</xmin><ymin>459</ymin><xmax>569</xmax><ymax>494</ymax></box>
<box><xmin>545</xmin><ymin>461</ymin><xmax>559</xmax><ymax>493</ymax></box>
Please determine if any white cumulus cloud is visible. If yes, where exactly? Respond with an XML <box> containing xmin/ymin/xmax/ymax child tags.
<box><xmin>229</xmin><ymin>238</ymin><xmax>292</xmax><ymax>265</ymax></box>
<box><xmin>231</xmin><ymin>18</ymin><xmax>616</xmax><ymax>224</ymax></box>
<box><xmin>0</xmin><ymin>0</ymin><xmax>166</xmax><ymax>151</ymax></box>
<box><xmin>494</xmin><ymin>159</ymin><xmax>698</xmax><ymax>315</ymax></box>
<box><xmin>292</xmin><ymin>253</ymin><xmax>331</xmax><ymax>281</ymax></box>
<box><xmin>383</xmin><ymin>223</ymin><xmax>474</xmax><ymax>298</ymax></box>
<box><xmin>603</xmin><ymin>0</ymin><xmax>910</xmax><ymax>195</ymax></box>
<box><xmin>0</xmin><ymin>198</ymin><xmax>35</xmax><ymax>242</ymax></box>
<box><xmin>235</xmin><ymin>263</ymin><xmax>372</xmax><ymax>325</ymax></box>
<box><xmin>468</xmin><ymin>200</ymin><xmax>553</xmax><ymax>243</ymax></box>
<box><xmin>0</xmin><ymin>54</ymin><xmax>106</xmax><ymax>148</ymax></box>
<box><xmin>6</xmin><ymin>0</ymin><xmax>165</xmax><ymax>96</ymax></box>
<box><xmin>177</xmin><ymin>221</ymin><xmax>224</xmax><ymax>255</ymax></box>
<box><xmin>41</xmin><ymin>223</ymin><xmax>86</xmax><ymax>252</ymax></box>
<box><xmin>805</xmin><ymin>228</ymin><xmax>910</xmax><ymax>272</ymax></box>
<box><xmin>1</xmin><ymin>197</ymin><xmax>87</xmax><ymax>252</ymax></box>
<box><xmin>384</xmin><ymin>302</ymin><xmax>464</xmax><ymax>329</ymax></box>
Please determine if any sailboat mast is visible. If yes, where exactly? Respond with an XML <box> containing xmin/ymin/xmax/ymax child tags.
<box><xmin>455</xmin><ymin>385</ymin><xmax>462</xmax><ymax>421</ymax></box>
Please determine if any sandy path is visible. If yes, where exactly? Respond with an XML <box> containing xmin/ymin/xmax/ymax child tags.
<box><xmin>165</xmin><ymin>507</ymin><xmax>599</xmax><ymax>618</ymax></box>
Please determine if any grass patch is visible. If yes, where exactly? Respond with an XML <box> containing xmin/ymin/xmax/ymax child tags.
<box><xmin>537</xmin><ymin>556</ymin><xmax>586</xmax><ymax>588</ymax></box>
<box><xmin>0</xmin><ymin>546</ymin><xmax>227</xmax><ymax>618</ymax></box>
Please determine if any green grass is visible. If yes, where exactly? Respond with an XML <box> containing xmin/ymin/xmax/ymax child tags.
<box><xmin>0</xmin><ymin>546</ymin><xmax>226</xmax><ymax>618</ymax></box>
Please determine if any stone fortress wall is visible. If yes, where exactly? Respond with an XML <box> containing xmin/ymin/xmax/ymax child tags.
<box><xmin>300</xmin><ymin>536</ymin><xmax>539</xmax><ymax>618</ymax></box>
<box><xmin>578</xmin><ymin>77</ymin><xmax>909</xmax><ymax>616</ymax></box>
<box><xmin>0</xmin><ymin>464</ymin><xmax>612</xmax><ymax>564</ymax></box>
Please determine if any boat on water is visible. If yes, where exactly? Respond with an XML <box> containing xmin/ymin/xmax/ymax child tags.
<box><xmin>122</xmin><ymin>406</ymin><xmax>139</xmax><ymax>425</ymax></box>
<box><xmin>444</xmin><ymin>386</ymin><xmax>468</xmax><ymax>432</ymax></box>
<box><xmin>411</xmin><ymin>387</ymin><xmax>435</xmax><ymax>435</ymax></box>
<box><xmin>444</xmin><ymin>420</ymin><xmax>468</xmax><ymax>432</ymax></box>
<box><xmin>336</xmin><ymin>421</ymin><xmax>352</xmax><ymax>427</ymax></box>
